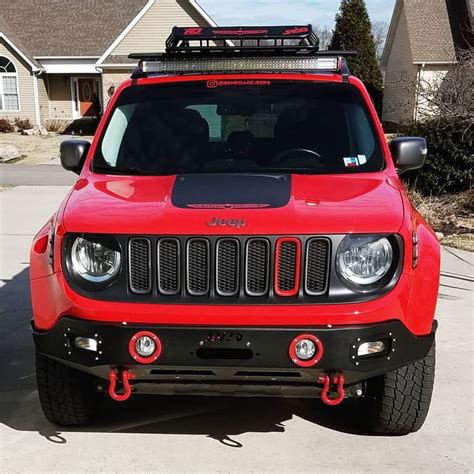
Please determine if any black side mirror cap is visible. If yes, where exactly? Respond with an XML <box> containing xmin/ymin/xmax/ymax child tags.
<box><xmin>60</xmin><ymin>140</ymin><xmax>91</xmax><ymax>174</ymax></box>
<box><xmin>389</xmin><ymin>137</ymin><xmax>427</xmax><ymax>175</ymax></box>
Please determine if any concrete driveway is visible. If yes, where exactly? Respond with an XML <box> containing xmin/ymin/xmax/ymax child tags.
<box><xmin>0</xmin><ymin>185</ymin><xmax>472</xmax><ymax>473</ymax></box>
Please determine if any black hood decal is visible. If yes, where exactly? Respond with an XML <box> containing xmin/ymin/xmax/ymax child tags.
<box><xmin>171</xmin><ymin>174</ymin><xmax>291</xmax><ymax>209</ymax></box>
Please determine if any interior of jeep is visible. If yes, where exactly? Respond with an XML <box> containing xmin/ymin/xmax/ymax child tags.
<box><xmin>94</xmin><ymin>81</ymin><xmax>384</xmax><ymax>175</ymax></box>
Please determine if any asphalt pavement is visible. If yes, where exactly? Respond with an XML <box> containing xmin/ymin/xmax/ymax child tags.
<box><xmin>0</xmin><ymin>185</ymin><xmax>472</xmax><ymax>473</ymax></box>
<box><xmin>0</xmin><ymin>164</ymin><xmax>76</xmax><ymax>187</ymax></box>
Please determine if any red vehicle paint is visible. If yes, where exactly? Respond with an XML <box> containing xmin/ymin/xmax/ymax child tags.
<box><xmin>31</xmin><ymin>26</ymin><xmax>439</xmax><ymax>433</ymax></box>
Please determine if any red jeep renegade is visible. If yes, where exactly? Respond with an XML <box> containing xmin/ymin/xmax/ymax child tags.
<box><xmin>31</xmin><ymin>26</ymin><xmax>440</xmax><ymax>434</ymax></box>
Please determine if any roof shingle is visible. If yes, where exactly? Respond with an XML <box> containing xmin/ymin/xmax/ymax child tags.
<box><xmin>0</xmin><ymin>0</ymin><xmax>147</xmax><ymax>57</ymax></box>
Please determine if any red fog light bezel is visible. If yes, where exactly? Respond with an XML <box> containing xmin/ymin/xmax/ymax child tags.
<box><xmin>289</xmin><ymin>334</ymin><xmax>324</xmax><ymax>367</ymax></box>
<box><xmin>129</xmin><ymin>331</ymin><xmax>162</xmax><ymax>364</ymax></box>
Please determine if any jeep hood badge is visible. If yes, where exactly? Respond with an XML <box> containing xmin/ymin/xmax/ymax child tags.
<box><xmin>207</xmin><ymin>217</ymin><xmax>246</xmax><ymax>229</ymax></box>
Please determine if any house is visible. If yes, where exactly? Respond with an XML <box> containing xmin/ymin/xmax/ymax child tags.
<box><xmin>381</xmin><ymin>0</ymin><xmax>473</xmax><ymax>127</ymax></box>
<box><xmin>0</xmin><ymin>0</ymin><xmax>216</xmax><ymax>128</ymax></box>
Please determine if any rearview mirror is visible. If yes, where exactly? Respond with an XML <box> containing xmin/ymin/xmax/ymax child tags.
<box><xmin>60</xmin><ymin>140</ymin><xmax>90</xmax><ymax>174</ymax></box>
<box><xmin>389</xmin><ymin>137</ymin><xmax>427</xmax><ymax>175</ymax></box>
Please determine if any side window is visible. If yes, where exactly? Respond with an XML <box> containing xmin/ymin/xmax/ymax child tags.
<box><xmin>0</xmin><ymin>56</ymin><xmax>19</xmax><ymax>111</ymax></box>
<box><xmin>187</xmin><ymin>105</ymin><xmax>222</xmax><ymax>139</ymax></box>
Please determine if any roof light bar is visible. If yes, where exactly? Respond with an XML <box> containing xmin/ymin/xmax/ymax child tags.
<box><xmin>140</xmin><ymin>56</ymin><xmax>342</xmax><ymax>75</ymax></box>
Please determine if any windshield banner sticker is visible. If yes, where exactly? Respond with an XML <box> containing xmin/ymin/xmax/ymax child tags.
<box><xmin>207</xmin><ymin>80</ymin><xmax>272</xmax><ymax>88</ymax></box>
<box><xmin>343</xmin><ymin>155</ymin><xmax>367</xmax><ymax>168</ymax></box>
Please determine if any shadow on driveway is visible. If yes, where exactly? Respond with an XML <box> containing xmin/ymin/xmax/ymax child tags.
<box><xmin>0</xmin><ymin>268</ymin><xmax>372</xmax><ymax>446</ymax></box>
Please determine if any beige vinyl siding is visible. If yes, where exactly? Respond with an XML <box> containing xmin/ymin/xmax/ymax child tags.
<box><xmin>37</xmin><ymin>74</ymin><xmax>50</xmax><ymax>121</ymax></box>
<box><xmin>0</xmin><ymin>39</ymin><xmax>36</xmax><ymax>123</ymax></box>
<box><xmin>111</xmin><ymin>0</ymin><xmax>207</xmax><ymax>55</ymax></box>
<box><xmin>381</xmin><ymin>4</ymin><xmax>418</xmax><ymax>125</ymax></box>
<box><xmin>47</xmin><ymin>74</ymin><xmax>73</xmax><ymax>118</ymax></box>
<box><xmin>101</xmin><ymin>70</ymin><xmax>131</xmax><ymax>109</ymax></box>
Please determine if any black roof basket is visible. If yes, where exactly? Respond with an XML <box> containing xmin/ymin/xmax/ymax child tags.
<box><xmin>136</xmin><ymin>25</ymin><xmax>320</xmax><ymax>57</ymax></box>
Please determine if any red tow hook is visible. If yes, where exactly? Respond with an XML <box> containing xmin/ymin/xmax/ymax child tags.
<box><xmin>319</xmin><ymin>373</ymin><xmax>345</xmax><ymax>406</ymax></box>
<box><xmin>108</xmin><ymin>368</ymin><xmax>135</xmax><ymax>402</ymax></box>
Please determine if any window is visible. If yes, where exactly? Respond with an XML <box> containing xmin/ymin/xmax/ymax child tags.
<box><xmin>0</xmin><ymin>56</ymin><xmax>20</xmax><ymax>111</ymax></box>
<box><xmin>94</xmin><ymin>81</ymin><xmax>384</xmax><ymax>176</ymax></box>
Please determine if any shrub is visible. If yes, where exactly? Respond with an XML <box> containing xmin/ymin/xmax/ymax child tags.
<box><xmin>14</xmin><ymin>117</ymin><xmax>32</xmax><ymax>132</ymax></box>
<box><xmin>400</xmin><ymin>118</ymin><xmax>473</xmax><ymax>195</ymax></box>
<box><xmin>0</xmin><ymin>118</ymin><xmax>14</xmax><ymax>133</ymax></box>
<box><xmin>44</xmin><ymin>119</ymin><xmax>66</xmax><ymax>133</ymax></box>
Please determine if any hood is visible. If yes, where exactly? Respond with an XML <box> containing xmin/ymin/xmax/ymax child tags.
<box><xmin>63</xmin><ymin>172</ymin><xmax>404</xmax><ymax>235</ymax></box>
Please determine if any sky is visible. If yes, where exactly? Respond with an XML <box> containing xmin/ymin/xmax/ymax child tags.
<box><xmin>199</xmin><ymin>0</ymin><xmax>396</xmax><ymax>28</ymax></box>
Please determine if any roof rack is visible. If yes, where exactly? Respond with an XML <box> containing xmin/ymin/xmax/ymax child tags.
<box><xmin>161</xmin><ymin>25</ymin><xmax>320</xmax><ymax>56</ymax></box>
<box><xmin>129</xmin><ymin>25</ymin><xmax>355</xmax><ymax>79</ymax></box>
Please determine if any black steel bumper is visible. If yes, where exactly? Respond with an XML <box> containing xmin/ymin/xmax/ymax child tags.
<box><xmin>33</xmin><ymin>317</ymin><xmax>437</xmax><ymax>393</ymax></box>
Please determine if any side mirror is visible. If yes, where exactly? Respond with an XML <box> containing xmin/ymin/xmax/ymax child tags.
<box><xmin>389</xmin><ymin>137</ymin><xmax>427</xmax><ymax>175</ymax></box>
<box><xmin>60</xmin><ymin>140</ymin><xmax>90</xmax><ymax>174</ymax></box>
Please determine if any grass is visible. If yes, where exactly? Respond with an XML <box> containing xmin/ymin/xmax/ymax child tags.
<box><xmin>407</xmin><ymin>188</ymin><xmax>473</xmax><ymax>252</ymax></box>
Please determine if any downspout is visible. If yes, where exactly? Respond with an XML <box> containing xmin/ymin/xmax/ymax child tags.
<box><xmin>32</xmin><ymin>70</ymin><xmax>42</xmax><ymax>127</ymax></box>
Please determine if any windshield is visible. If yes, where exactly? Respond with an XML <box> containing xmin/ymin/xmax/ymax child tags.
<box><xmin>93</xmin><ymin>80</ymin><xmax>384</xmax><ymax>175</ymax></box>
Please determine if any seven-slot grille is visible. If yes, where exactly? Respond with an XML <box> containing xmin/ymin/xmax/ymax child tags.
<box><xmin>128</xmin><ymin>236</ymin><xmax>330</xmax><ymax>299</ymax></box>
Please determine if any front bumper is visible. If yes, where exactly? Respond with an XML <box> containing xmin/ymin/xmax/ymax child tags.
<box><xmin>33</xmin><ymin>317</ymin><xmax>437</xmax><ymax>395</ymax></box>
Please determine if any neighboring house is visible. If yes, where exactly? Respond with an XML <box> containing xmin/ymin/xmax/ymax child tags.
<box><xmin>0</xmin><ymin>0</ymin><xmax>216</xmax><ymax>128</ymax></box>
<box><xmin>381</xmin><ymin>0</ymin><xmax>473</xmax><ymax>127</ymax></box>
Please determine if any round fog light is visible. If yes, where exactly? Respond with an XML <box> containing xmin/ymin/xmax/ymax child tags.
<box><xmin>135</xmin><ymin>336</ymin><xmax>156</xmax><ymax>357</ymax></box>
<box><xmin>295</xmin><ymin>339</ymin><xmax>316</xmax><ymax>360</ymax></box>
<box><xmin>129</xmin><ymin>331</ymin><xmax>162</xmax><ymax>364</ymax></box>
<box><xmin>289</xmin><ymin>334</ymin><xmax>324</xmax><ymax>367</ymax></box>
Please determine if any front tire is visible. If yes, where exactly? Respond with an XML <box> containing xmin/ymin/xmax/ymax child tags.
<box><xmin>36</xmin><ymin>353</ymin><xmax>102</xmax><ymax>426</ymax></box>
<box><xmin>364</xmin><ymin>340</ymin><xmax>436</xmax><ymax>435</ymax></box>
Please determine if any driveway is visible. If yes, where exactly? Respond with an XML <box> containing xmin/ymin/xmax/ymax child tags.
<box><xmin>0</xmin><ymin>185</ymin><xmax>472</xmax><ymax>472</ymax></box>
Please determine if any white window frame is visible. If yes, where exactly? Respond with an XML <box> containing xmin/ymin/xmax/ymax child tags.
<box><xmin>0</xmin><ymin>56</ymin><xmax>21</xmax><ymax>113</ymax></box>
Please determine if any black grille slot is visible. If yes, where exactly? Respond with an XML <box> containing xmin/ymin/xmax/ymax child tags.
<box><xmin>246</xmin><ymin>239</ymin><xmax>269</xmax><ymax>296</ymax></box>
<box><xmin>128</xmin><ymin>238</ymin><xmax>152</xmax><ymax>294</ymax></box>
<box><xmin>186</xmin><ymin>239</ymin><xmax>210</xmax><ymax>296</ymax></box>
<box><xmin>216</xmin><ymin>239</ymin><xmax>240</xmax><ymax>296</ymax></box>
<box><xmin>276</xmin><ymin>239</ymin><xmax>300</xmax><ymax>294</ymax></box>
<box><xmin>305</xmin><ymin>238</ymin><xmax>330</xmax><ymax>295</ymax></box>
<box><xmin>157</xmin><ymin>238</ymin><xmax>180</xmax><ymax>295</ymax></box>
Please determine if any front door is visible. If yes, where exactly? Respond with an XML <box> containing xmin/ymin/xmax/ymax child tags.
<box><xmin>78</xmin><ymin>78</ymin><xmax>95</xmax><ymax>117</ymax></box>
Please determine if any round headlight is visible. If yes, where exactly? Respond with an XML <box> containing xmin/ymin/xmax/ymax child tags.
<box><xmin>71</xmin><ymin>236</ymin><xmax>121</xmax><ymax>283</ymax></box>
<box><xmin>336</xmin><ymin>235</ymin><xmax>393</xmax><ymax>287</ymax></box>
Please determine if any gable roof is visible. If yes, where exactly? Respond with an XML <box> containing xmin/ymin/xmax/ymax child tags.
<box><xmin>382</xmin><ymin>0</ymin><xmax>473</xmax><ymax>67</ymax></box>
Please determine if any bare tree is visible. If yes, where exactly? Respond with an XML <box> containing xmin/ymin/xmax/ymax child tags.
<box><xmin>414</xmin><ymin>49</ymin><xmax>473</xmax><ymax>130</ymax></box>
<box><xmin>384</xmin><ymin>48</ymin><xmax>473</xmax><ymax>131</ymax></box>
<box><xmin>372</xmin><ymin>21</ymin><xmax>389</xmax><ymax>60</ymax></box>
<box><xmin>313</xmin><ymin>25</ymin><xmax>332</xmax><ymax>50</ymax></box>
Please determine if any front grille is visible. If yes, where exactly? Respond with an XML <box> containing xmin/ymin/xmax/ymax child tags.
<box><xmin>305</xmin><ymin>238</ymin><xmax>330</xmax><ymax>295</ymax></box>
<box><xmin>216</xmin><ymin>239</ymin><xmax>240</xmax><ymax>296</ymax></box>
<box><xmin>127</xmin><ymin>235</ymin><xmax>330</xmax><ymax>301</ymax></box>
<box><xmin>186</xmin><ymin>239</ymin><xmax>210</xmax><ymax>296</ymax></box>
<box><xmin>157</xmin><ymin>238</ymin><xmax>180</xmax><ymax>295</ymax></box>
<box><xmin>128</xmin><ymin>238</ymin><xmax>152</xmax><ymax>294</ymax></box>
<box><xmin>245</xmin><ymin>239</ymin><xmax>270</xmax><ymax>296</ymax></box>
<box><xmin>275</xmin><ymin>239</ymin><xmax>300</xmax><ymax>296</ymax></box>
